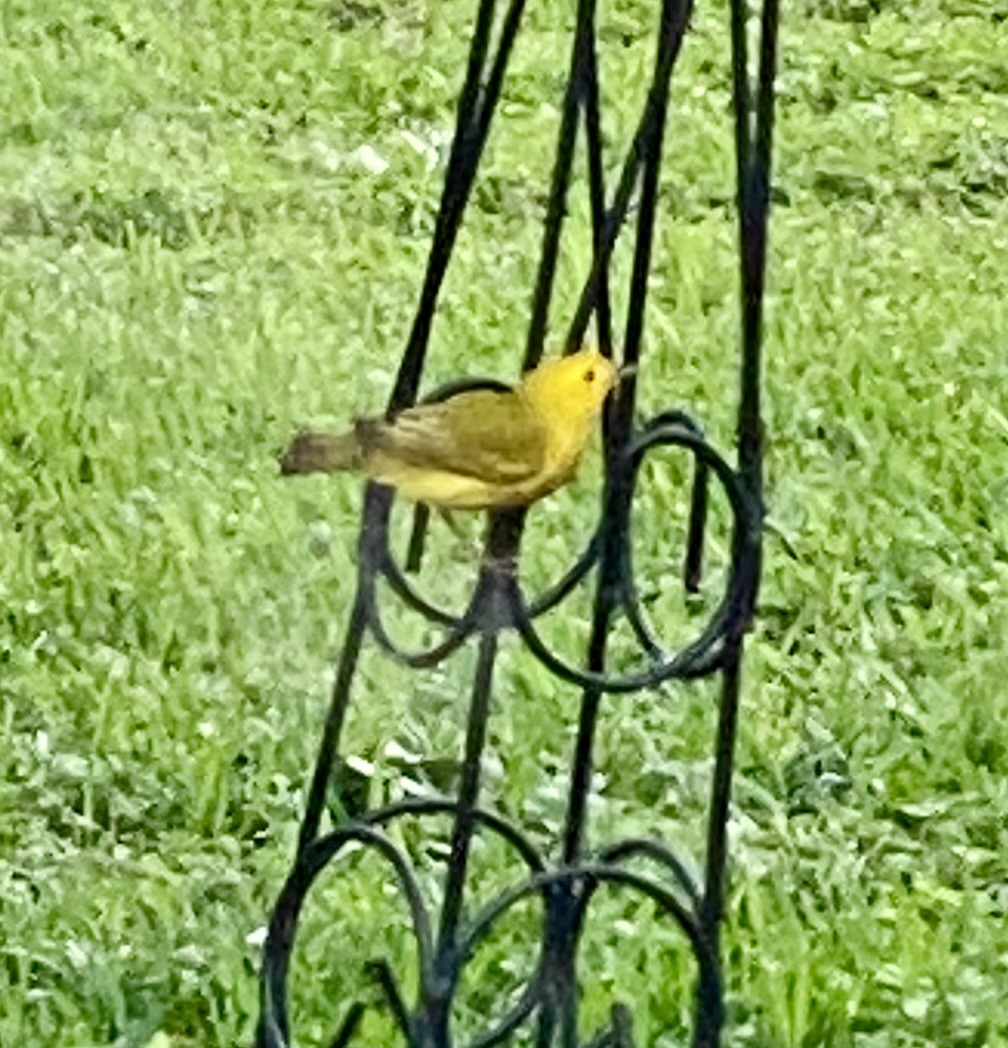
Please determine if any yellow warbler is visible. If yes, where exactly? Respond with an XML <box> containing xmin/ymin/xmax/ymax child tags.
<box><xmin>280</xmin><ymin>349</ymin><xmax>618</xmax><ymax>509</ymax></box>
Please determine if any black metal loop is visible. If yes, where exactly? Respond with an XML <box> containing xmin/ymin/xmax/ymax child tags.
<box><xmin>380</xmin><ymin>552</ymin><xmax>466</xmax><ymax>628</ymax></box>
<box><xmin>258</xmin><ymin>825</ymin><xmax>434</xmax><ymax>1048</ymax></box>
<box><xmin>260</xmin><ymin>800</ymin><xmax>555</xmax><ymax>1047</ymax></box>
<box><xmin>419</xmin><ymin>863</ymin><xmax>712</xmax><ymax>1048</ymax></box>
<box><xmin>596</xmin><ymin>838</ymin><xmax>701</xmax><ymax>911</ymax></box>
<box><xmin>456</xmin><ymin>863</ymin><xmax>713</xmax><ymax>997</ymax></box>
<box><xmin>366</xmin><ymin>574</ymin><xmax>482</xmax><ymax>668</ymax></box>
<box><xmin>360</xmin><ymin>797</ymin><xmax>548</xmax><ymax>875</ymax></box>
<box><xmin>512</xmin><ymin>423</ymin><xmax>757</xmax><ymax>693</ymax></box>
<box><xmin>527</xmin><ymin>407</ymin><xmax>709</xmax><ymax>624</ymax></box>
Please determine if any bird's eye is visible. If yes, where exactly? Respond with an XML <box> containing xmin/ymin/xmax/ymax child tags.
<box><xmin>584</xmin><ymin>368</ymin><xmax>596</xmax><ymax>383</ymax></box>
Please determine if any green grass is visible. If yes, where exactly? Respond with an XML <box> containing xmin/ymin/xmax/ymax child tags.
<box><xmin>2</xmin><ymin>0</ymin><xmax>1008</xmax><ymax>1044</ymax></box>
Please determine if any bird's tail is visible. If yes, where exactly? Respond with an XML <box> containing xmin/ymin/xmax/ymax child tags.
<box><xmin>280</xmin><ymin>430</ymin><xmax>361</xmax><ymax>475</ymax></box>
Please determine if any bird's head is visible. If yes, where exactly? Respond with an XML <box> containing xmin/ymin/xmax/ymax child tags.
<box><xmin>521</xmin><ymin>349</ymin><xmax>619</xmax><ymax>422</ymax></box>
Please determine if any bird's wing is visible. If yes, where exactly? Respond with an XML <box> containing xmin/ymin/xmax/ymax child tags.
<box><xmin>357</xmin><ymin>389</ymin><xmax>547</xmax><ymax>483</ymax></box>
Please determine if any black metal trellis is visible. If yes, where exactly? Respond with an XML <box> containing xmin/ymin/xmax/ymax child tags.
<box><xmin>258</xmin><ymin>0</ymin><xmax>778</xmax><ymax>1043</ymax></box>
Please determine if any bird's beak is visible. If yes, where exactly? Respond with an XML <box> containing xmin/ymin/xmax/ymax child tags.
<box><xmin>616</xmin><ymin>362</ymin><xmax>638</xmax><ymax>385</ymax></box>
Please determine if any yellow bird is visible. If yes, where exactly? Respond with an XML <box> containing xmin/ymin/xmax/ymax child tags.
<box><xmin>280</xmin><ymin>349</ymin><xmax>618</xmax><ymax>510</ymax></box>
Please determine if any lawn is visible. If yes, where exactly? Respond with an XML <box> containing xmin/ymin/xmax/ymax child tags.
<box><xmin>2</xmin><ymin>0</ymin><xmax>1007</xmax><ymax>1045</ymax></box>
